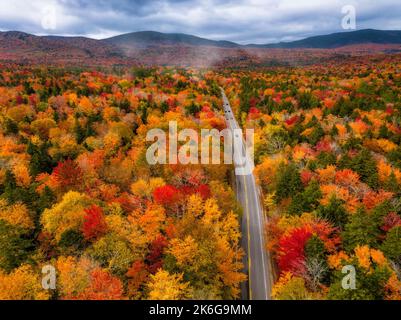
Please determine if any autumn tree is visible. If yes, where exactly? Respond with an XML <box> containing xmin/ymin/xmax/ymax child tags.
<box><xmin>153</xmin><ymin>185</ymin><xmax>182</xmax><ymax>208</ymax></box>
<box><xmin>339</xmin><ymin>148</ymin><xmax>379</xmax><ymax>189</ymax></box>
<box><xmin>146</xmin><ymin>235</ymin><xmax>169</xmax><ymax>274</ymax></box>
<box><xmin>53</xmin><ymin>159</ymin><xmax>83</xmax><ymax>191</ymax></box>
<box><xmin>73</xmin><ymin>269</ymin><xmax>124</xmax><ymax>300</ymax></box>
<box><xmin>0</xmin><ymin>265</ymin><xmax>50</xmax><ymax>300</ymax></box>
<box><xmin>272</xmin><ymin>272</ymin><xmax>317</xmax><ymax>300</ymax></box>
<box><xmin>87</xmin><ymin>233</ymin><xmax>133</xmax><ymax>276</ymax></box>
<box><xmin>126</xmin><ymin>260</ymin><xmax>149</xmax><ymax>299</ymax></box>
<box><xmin>304</xmin><ymin>235</ymin><xmax>329</xmax><ymax>290</ymax></box>
<box><xmin>82</xmin><ymin>205</ymin><xmax>108</xmax><ymax>241</ymax></box>
<box><xmin>41</xmin><ymin>191</ymin><xmax>92</xmax><ymax>241</ymax></box>
<box><xmin>277</xmin><ymin>227</ymin><xmax>312</xmax><ymax>274</ymax></box>
<box><xmin>147</xmin><ymin>270</ymin><xmax>191</xmax><ymax>300</ymax></box>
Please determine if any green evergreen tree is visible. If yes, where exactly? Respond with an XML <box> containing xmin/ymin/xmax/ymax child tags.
<box><xmin>388</xmin><ymin>147</ymin><xmax>401</xmax><ymax>169</ymax></box>
<box><xmin>288</xmin><ymin>180</ymin><xmax>322</xmax><ymax>215</ymax></box>
<box><xmin>74</xmin><ymin>118</ymin><xmax>85</xmax><ymax>144</ymax></box>
<box><xmin>381</xmin><ymin>226</ymin><xmax>401</xmax><ymax>263</ymax></box>
<box><xmin>275</xmin><ymin>163</ymin><xmax>303</xmax><ymax>203</ymax></box>
<box><xmin>384</xmin><ymin>172</ymin><xmax>400</xmax><ymax>194</ymax></box>
<box><xmin>3</xmin><ymin>117</ymin><xmax>19</xmax><ymax>135</ymax></box>
<box><xmin>339</xmin><ymin>148</ymin><xmax>379</xmax><ymax>189</ymax></box>
<box><xmin>27</xmin><ymin>141</ymin><xmax>55</xmax><ymax>176</ymax></box>
<box><xmin>307</xmin><ymin>125</ymin><xmax>325</xmax><ymax>146</ymax></box>
<box><xmin>0</xmin><ymin>221</ymin><xmax>33</xmax><ymax>272</ymax></box>
<box><xmin>315</xmin><ymin>197</ymin><xmax>349</xmax><ymax>230</ymax></box>
<box><xmin>59</xmin><ymin>229</ymin><xmax>85</xmax><ymax>254</ymax></box>
<box><xmin>342</xmin><ymin>207</ymin><xmax>379</xmax><ymax>252</ymax></box>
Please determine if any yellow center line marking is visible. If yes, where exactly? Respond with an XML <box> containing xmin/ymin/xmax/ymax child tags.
<box><xmin>242</xmin><ymin>174</ymin><xmax>252</xmax><ymax>300</ymax></box>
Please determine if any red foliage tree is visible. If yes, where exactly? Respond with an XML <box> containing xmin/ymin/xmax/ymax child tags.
<box><xmin>248</xmin><ymin>107</ymin><xmax>261</xmax><ymax>120</ymax></box>
<box><xmin>300</xmin><ymin>170</ymin><xmax>314</xmax><ymax>186</ymax></box>
<box><xmin>249</xmin><ymin>97</ymin><xmax>258</xmax><ymax>109</ymax></box>
<box><xmin>285</xmin><ymin>115</ymin><xmax>299</xmax><ymax>126</ymax></box>
<box><xmin>153</xmin><ymin>185</ymin><xmax>181</xmax><ymax>207</ymax></box>
<box><xmin>386</xmin><ymin>105</ymin><xmax>394</xmax><ymax>115</ymax></box>
<box><xmin>381</xmin><ymin>212</ymin><xmax>401</xmax><ymax>233</ymax></box>
<box><xmin>167</xmin><ymin>98</ymin><xmax>176</xmax><ymax>110</ymax></box>
<box><xmin>112</xmin><ymin>192</ymin><xmax>141</xmax><ymax>213</ymax></box>
<box><xmin>146</xmin><ymin>235</ymin><xmax>168</xmax><ymax>274</ymax></box>
<box><xmin>74</xmin><ymin>269</ymin><xmax>124</xmax><ymax>300</ymax></box>
<box><xmin>53</xmin><ymin>159</ymin><xmax>83</xmax><ymax>190</ymax></box>
<box><xmin>180</xmin><ymin>184</ymin><xmax>210</xmax><ymax>200</ymax></box>
<box><xmin>28</xmin><ymin>94</ymin><xmax>38</xmax><ymax>106</ymax></box>
<box><xmin>82</xmin><ymin>205</ymin><xmax>108</xmax><ymax>241</ymax></box>
<box><xmin>126</xmin><ymin>260</ymin><xmax>149</xmax><ymax>297</ymax></box>
<box><xmin>16</xmin><ymin>95</ymin><xmax>24</xmax><ymax>105</ymax></box>
<box><xmin>196</xmin><ymin>184</ymin><xmax>211</xmax><ymax>200</ymax></box>
<box><xmin>315</xmin><ymin>139</ymin><xmax>332</xmax><ymax>153</ymax></box>
<box><xmin>277</xmin><ymin>228</ymin><xmax>312</xmax><ymax>274</ymax></box>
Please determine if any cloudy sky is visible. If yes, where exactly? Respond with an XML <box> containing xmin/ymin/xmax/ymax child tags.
<box><xmin>0</xmin><ymin>0</ymin><xmax>400</xmax><ymax>44</ymax></box>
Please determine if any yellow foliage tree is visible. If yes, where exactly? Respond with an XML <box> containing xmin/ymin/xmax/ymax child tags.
<box><xmin>130</xmin><ymin>203</ymin><xmax>166</xmax><ymax>242</ymax></box>
<box><xmin>56</xmin><ymin>256</ymin><xmax>96</xmax><ymax>299</ymax></box>
<box><xmin>0</xmin><ymin>199</ymin><xmax>34</xmax><ymax>230</ymax></box>
<box><xmin>105</xmin><ymin>213</ymin><xmax>147</xmax><ymax>256</ymax></box>
<box><xmin>168</xmin><ymin>236</ymin><xmax>198</xmax><ymax>266</ymax></box>
<box><xmin>385</xmin><ymin>273</ymin><xmax>401</xmax><ymax>300</ymax></box>
<box><xmin>272</xmin><ymin>272</ymin><xmax>319</xmax><ymax>300</ymax></box>
<box><xmin>328</xmin><ymin>251</ymin><xmax>350</xmax><ymax>270</ymax></box>
<box><xmin>147</xmin><ymin>270</ymin><xmax>191</xmax><ymax>300</ymax></box>
<box><xmin>316</xmin><ymin>165</ymin><xmax>336</xmax><ymax>184</ymax></box>
<box><xmin>130</xmin><ymin>178</ymin><xmax>165</xmax><ymax>199</ymax></box>
<box><xmin>12</xmin><ymin>163</ymin><xmax>31</xmax><ymax>187</ymax></box>
<box><xmin>378</xmin><ymin>160</ymin><xmax>393</xmax><ymax>183</ymax></box>
<box><xmin>0</xmin><ymin>265</ymin><xmax>50</xmax><ymax>300</ymax></box>
<box><xmin>78</xmin><ymin>96</ymin><xmax>94</xmax><ymax>114</ymax></box>
<box><xmin>41</xmin><ymin>191</ymin><xmax>92</xmax><ymax>241</ymax></box>
<box><xmin>186</xmin><ymin>194</ymin><xmax>204</xmax><ymax>218</ymax></box>
<box><xmin>202</xmin><ymin>198</ymin><xmax>222</xmax><ymax>227</ymax></box>
<box><xmin>215</xmin><ymin>238</ymin><xmax>246</xmax><ymax>299</ymax></box>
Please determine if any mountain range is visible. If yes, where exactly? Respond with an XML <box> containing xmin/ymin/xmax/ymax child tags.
<box><xmin>1</xmin><ymin>29</ymin><xmax>401</xmax><ymax>67</ymax></box>
<box><xmin>104</xmin><ymin>29</ymin><xmax>401</xmax><ymax>49</ymax></box>
<box><xmin>105</xmin><ymin>31</ymin><xmax>240</xmax><ymax>48</ymax></box>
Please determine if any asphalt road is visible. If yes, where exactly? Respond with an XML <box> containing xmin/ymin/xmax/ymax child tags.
<box><xmin>221</xmin><ymin>89</ymin><xmax>273</xmax><ymax>300</ymax></box>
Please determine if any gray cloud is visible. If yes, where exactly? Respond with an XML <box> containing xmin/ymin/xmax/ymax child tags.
<box><xmin>0</xmin><ymin>0</ymin><xmax>401</xmax><ymax>44</ymax></box>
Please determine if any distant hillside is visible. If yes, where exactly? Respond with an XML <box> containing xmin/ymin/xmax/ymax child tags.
<box><xmin>250</xmin><ymin>29</ymin><xmax>401</xmax><ymax>49</ymax></box>
<box><xmin>104</xmin><ymin>31</ymin><xmax>240</xmax><ymax>48</ymax></box>
<box><xmin>0</xmin><ymin>31</ymin><xmax>123</xmax><ymax>65</ymax></box>
<box><xmin>1</xmin><ymin>29</ymin><xmax>401</xmax><ymax>67</ymax></box>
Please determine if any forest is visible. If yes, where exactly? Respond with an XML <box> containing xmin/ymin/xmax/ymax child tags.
<box><xmin>0</xmin><ymin>65</ymin><xmax>244</xmax><ymax>300</ymax></box>
<box><xmin>1</xmin><ymin>51</ymin><xmax>401</xmax><ymax>300</ymax></box>
<box><xmin>217</xmin><ymin>53</ymin><xmax>401</xmax><ymax>300</ymax></box>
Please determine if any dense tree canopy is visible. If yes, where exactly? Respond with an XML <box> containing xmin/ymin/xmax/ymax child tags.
<box><xmin>0</xmin><ymin>66</ymin><xmax>243</xmax><ymax>300</ymax></box>
<box><xmin>218</xmin><ymin>54</ymin><xmax>401</xmax><ymax>300</ymax></box>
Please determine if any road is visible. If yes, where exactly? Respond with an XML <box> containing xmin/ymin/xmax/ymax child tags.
<box><xmin>221</xmin><ymin>89</ymin><xmax>273</xmax><ymax>300</ymax></box>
